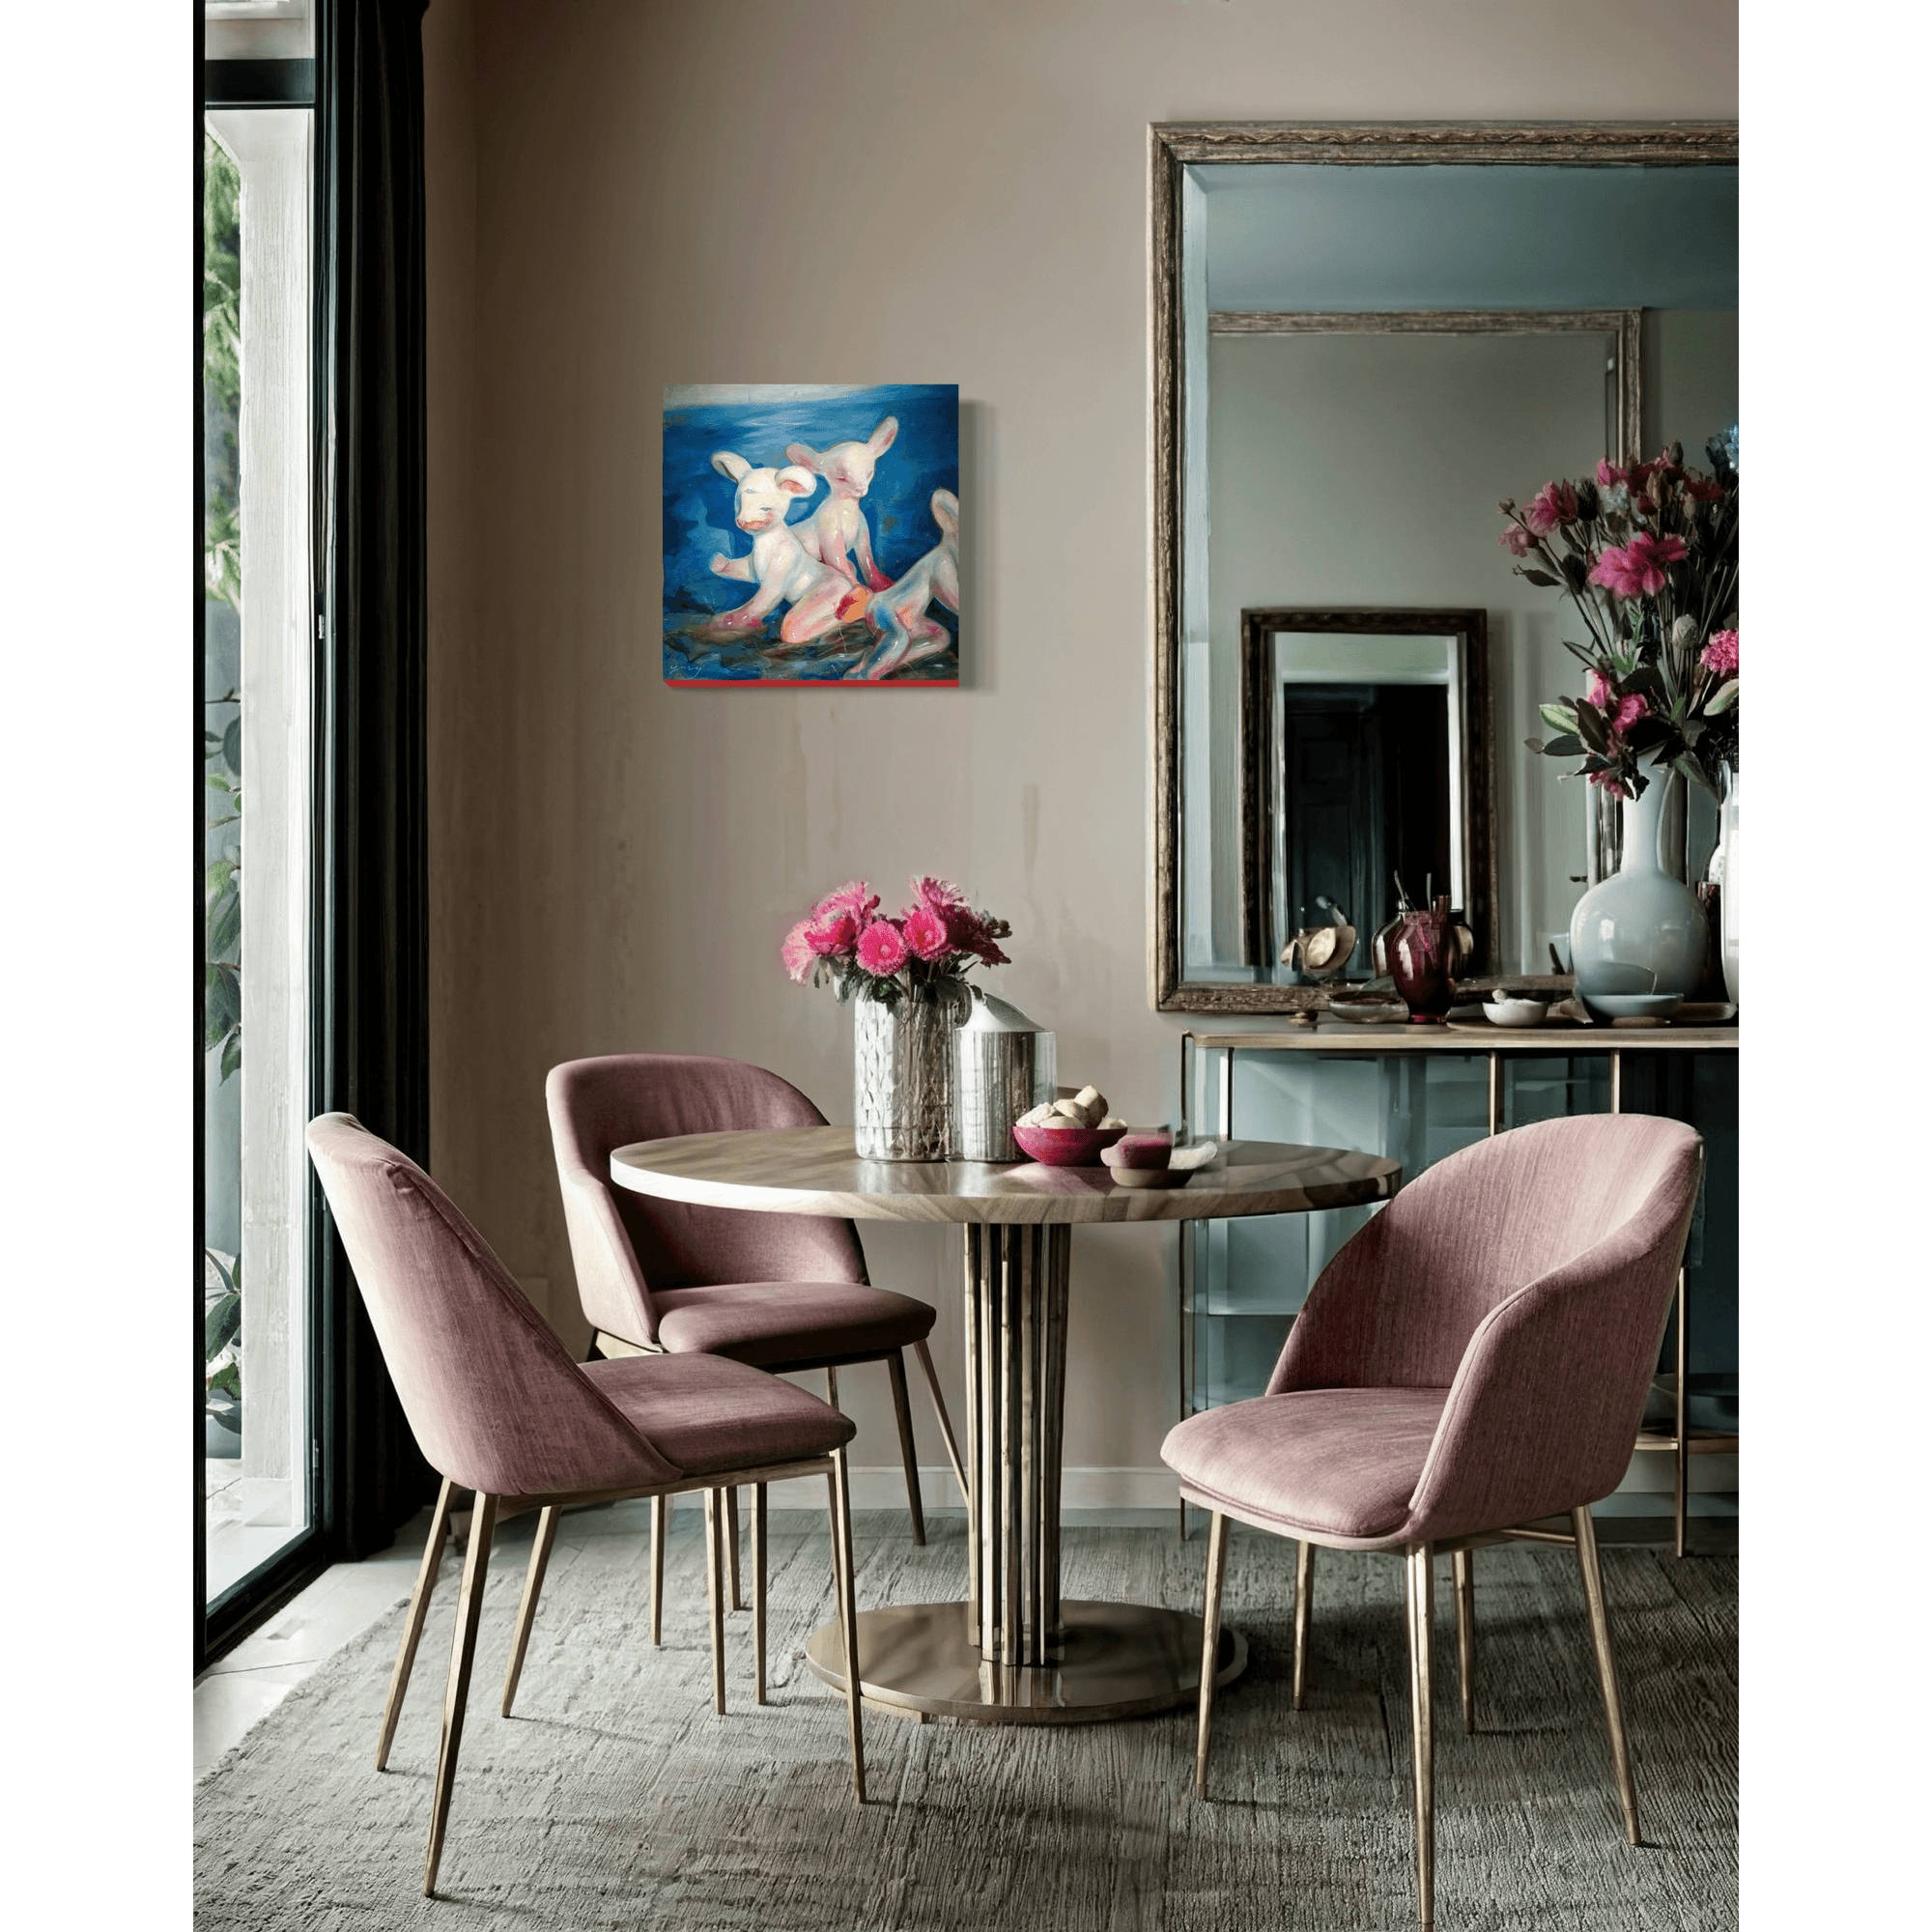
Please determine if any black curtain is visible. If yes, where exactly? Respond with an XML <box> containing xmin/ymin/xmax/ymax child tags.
<box><xmin>316</xmin><ymin>0</ymin><xmax>438</xmax><ymax>1558</ymax></box>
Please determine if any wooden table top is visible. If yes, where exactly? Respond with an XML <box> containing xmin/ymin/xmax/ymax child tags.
<box><xmin>609</xmin><ymin>1125</ymin><xmax>1401</xmax><ymax>1225</ymax></box>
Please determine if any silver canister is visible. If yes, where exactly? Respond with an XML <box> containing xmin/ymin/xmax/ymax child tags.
<box><xmin>950</xmin><ymin>992</ymin><xmax>1056</xmax><ymax>1161</ymax></box>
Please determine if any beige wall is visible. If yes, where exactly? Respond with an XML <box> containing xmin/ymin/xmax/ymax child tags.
<box><xmin>422</xmin><ymin>0</ymin><xmax>1738</xmax><ymax>1492</ymax></box>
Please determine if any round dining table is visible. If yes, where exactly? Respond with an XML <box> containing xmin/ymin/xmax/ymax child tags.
<box><xmin>609</xmin><ymin>1125</ymin><xmax>1402</xmax><ymax>1725</ymax></box>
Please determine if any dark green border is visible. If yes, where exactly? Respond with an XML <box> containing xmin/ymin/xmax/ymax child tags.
<box><xmin>0</xmin><ymin>0</ymin><xmax>190</xmax><ymax>1909</ymax></box>
<box><xmin>1747</xmin><ymin>7</ymin><xmax>1924</xmax><ymax>1924</ymax></box>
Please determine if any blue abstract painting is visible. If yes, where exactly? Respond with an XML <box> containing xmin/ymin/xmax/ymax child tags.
<box><xmin>663</xmin><ymin>383</ymin><xmax>959</xmax><ymax>685</ymax></box>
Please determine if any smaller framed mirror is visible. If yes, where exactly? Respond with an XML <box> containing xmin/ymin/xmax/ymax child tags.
<box><xmin>1239</xmin><ymin>608</ymin><xmax>1495</xmax><ymax>980</ymax></box>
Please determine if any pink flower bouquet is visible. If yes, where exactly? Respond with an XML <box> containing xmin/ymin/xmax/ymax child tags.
<box><xmin>783</xmin><ymin>874</ymin><xmax>1011</xmax><ymax>1015</ymax></box>
<box><xmin>1498</xmin><ymin>437</ymin><xmax>1738</xmax><ymax>799</ymax></box>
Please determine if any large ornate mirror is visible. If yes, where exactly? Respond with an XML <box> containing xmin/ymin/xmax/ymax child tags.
<box><xmin>1150</xmin><ymin>123</ymin><xmax>1739</xmax><ymax>1011</ymax></box>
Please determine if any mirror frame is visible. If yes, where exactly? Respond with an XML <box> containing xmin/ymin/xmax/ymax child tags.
<box><xmin>1148</xmin><ymin>120</ymin><xmax>1740</xmax><ymax>1012</ymax></box>
<box><xmin>1239</xmin><ymin>606</ymin><xmax>1493</xmax><ymax>980</ymax></box>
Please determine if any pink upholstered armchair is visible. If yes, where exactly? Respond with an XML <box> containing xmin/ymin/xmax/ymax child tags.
<box><xmin>547</xmin><ymin>1053</ymin><xmax>967</xmax><ymax>1632</ymax></box>
<box><xmin>306</xmin><ymin>1113</ymin><xmax>867</xmax><ymax>1899</ymax></box>
<box><xmin>1162</xmin><ymin>1113</ymin><xmax>1704</xmax><ymax>1930</ymax></box>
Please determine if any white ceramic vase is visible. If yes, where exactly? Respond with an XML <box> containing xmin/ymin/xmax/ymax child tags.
<box><xmin>1569</xmin><ymin>761</ymin><xmax>1711</xmax><ymax>1000</ymax></box>
<box><xmin>1716</xmin><ymin>763</ymin><xmax>1739</xmax><ymax>1005</ymax></box>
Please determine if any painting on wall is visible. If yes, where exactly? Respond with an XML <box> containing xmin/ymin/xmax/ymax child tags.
<box><xmin>663</xmin><ymin>383</ymin><xmax>959</xmax><ymax>685</ymax></box>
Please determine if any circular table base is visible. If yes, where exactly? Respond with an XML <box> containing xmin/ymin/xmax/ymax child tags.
<box><xmin>804</xmin><ymin>1600</ymin><xmax>1248</xmax><ymax>1725</ymax></box>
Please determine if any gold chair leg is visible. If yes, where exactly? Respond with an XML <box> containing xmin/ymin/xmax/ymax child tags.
<box><xmin>887</xmin><ymin>1350</ymin><xmax>927</xmax><ymax>1546</ymax></box>
<box><xmin>500</xmin><ymin>1505</ymin><xmax>558</xmax><ymax>1718</ymax></box>
<box><xmin>1453</xmin><ymin>1548</ymin><xmax>1475</xmax><ymax>1735</ymax></box>
<box><xmin>648</xmin><ymin>1492</ymin><xmax>667</xmax><ymax>1646</ymax></box>
<box><xmin>1673</xmin><ymin>1267</ymin><xmax>1690</xmax><ymax>1560</ymax></box>
<box><xmin>753</xmin><ymin>1482</ymin><xmax>769</xmax><ymax>1704</ymax></box>
<box><xmin>912</xmin><ymin>1336</ymin><xmax>969</xmax><ymax>1507</ymax></box>
<box><xmin>1193</xmin><ymin>1509</ymin><xmax>1230</xmax><ymax>1798</ymax></box>
<box><xmin>726</xmin><ymin>1485</ymin><xmax>746</xmax><ymax>1610</ymax></box>
<box><xmin>1292</xmin><ymin>1539</ymin><xmax>1315</xmax><ymax>1711</ymax></box>
<box><xmin>703</xmin><ymin>1490</ymin><xmax>727</xmax><ymax>1716</ymax></box>
<box><xmin>1574</xmin><ymin>1506</ymin><xmax>1641</xmax><ymax>1845</ymax></box>
<box><xmin>1406</xmin><ymin>1542</ymin><xmax>1435</xmax><ymax>1931</ymax></box>
<box><xmin>424</xmin><ymin>1492</ymin><xmax>497</xmax><ymax>1898</ymax></box>
<box><xmin>378</xmin><ymin>1475</ymin><xmax>454</xmax><ymax>1770</ymax></box>
<box><xmin>825</xmin><ymin>1365</ymin><xmax>840</xmax><ymax>1409</ymax></box>
<box><xmin>829</xmin><ymin>1450</ymin><xmax>867</xmax><ymax>1802</ymax></box>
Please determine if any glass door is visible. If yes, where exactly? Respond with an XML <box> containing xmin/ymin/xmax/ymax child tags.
<box><xmin>200</xmin><ymin>77</ymin><xmax>320</xmax><ymax>1633</ymax></box>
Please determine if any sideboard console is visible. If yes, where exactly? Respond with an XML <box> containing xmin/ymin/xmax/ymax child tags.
<box><xmin>1178</xmin><ymin>1024</ymin><xmax>1739</xmax><ymax>1553</ymax></box>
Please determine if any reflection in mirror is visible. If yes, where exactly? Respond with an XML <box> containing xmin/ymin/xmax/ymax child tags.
<box><xmin>1150</xmin><ymin>126</ymin><xmax>1739</xmax><ymax>1011</ymax></box>
<box><xmin>1240</xmin><ymin>613</ymin><xmax>1493</xmax><ymax>981</ymax></box>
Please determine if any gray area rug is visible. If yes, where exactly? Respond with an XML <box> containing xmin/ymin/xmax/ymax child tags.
<box><xmin>195</xmin><ymin>1507</ymin><xmax>1736</xmax><ymax>1929</ymax></box>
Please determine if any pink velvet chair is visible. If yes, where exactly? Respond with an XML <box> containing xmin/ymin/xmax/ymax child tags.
<box><xmin>1162</xmin><ymin>1113</ymin><xmax>1704</xmax><ymax>1930</ymax></box>
<box><xmin>306</xmin><ymin>1113</ymin><xmax>867</xmax><ymax>1899</ymax></box>
<box><xmin>546</xmin><ymin>1053</ymin><xmax>967</xmax><ymax>1631</ymax></box>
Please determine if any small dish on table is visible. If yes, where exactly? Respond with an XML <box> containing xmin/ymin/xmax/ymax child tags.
<box><xmin>1011</xmin><ymin>1119</ymin><xmax>1128</xmax><ymax>1166</ymax></box>
<box><xmin>1580</xmin><ymin>991</ymin><xmax>1684</xmax><ymax>1023</ymax></box>
<box><xmin>1483</xmin><ymin>992</ymin><xmax>1550</xmax><ymax>1028</ymax></box>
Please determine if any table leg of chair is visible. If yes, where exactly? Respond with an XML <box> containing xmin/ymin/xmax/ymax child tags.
<box><xmin>753</xmin><ymin>1482</ymin><xmax>769</xmax><ymax>1705</ymax></box>
<box><xmin>500</xmin><ymin>1504</ymin><xmax>558</xmax><ymax>1718</ymax></box>
<box><xmin>829</xmin><ymin>1454</ymin><xmax>867</xmax><ymax>1803</ymax></box>
<box><xmin>424</xmin><ymin>1492</ymin><xmax>497</xmax><ymax>1899</ymax></box>
<box><xmin>726</xmin><ymin>1486</ymin><xmax>745</xmax><ymax>1610</ymax></box>
<box><xmin>649</xmin><ymin>1493</ymin><xmax>666</xmax><ymax>1648</ymax></box>
<box><xmin>1406</xmin><ymin>1542</ymin><xmax>1435</xmax><ymax>1931</ymax></box>
<box><xmin>378</xmin><ymin>1474</ymin><xmax>454</xmax><ymax>1771</ymax></box>
<box><xmin>1573</xmin><ymin>1505</ymin><xmax>1640</xmax><ymax>1846</ymax></box>
<box><xmin>825</xmin><ymin>1365</ymin><xmax>840</xmax><ymax>1410</ymax></box>
<box><xmin>1194</xmin><ymin>1509</ymin><xmax>1230</xmax><ymax>1799</ymax></box>
<box><xmin>888</xmin><ymin>1350</ymin><xmax>927</xmax><ymax>1547</ymax></box>
<box><xmin>1292</xmin><ymin>1539</ymin><xmax>1315</xmax><ymax>1712</ymax></box>
<box><xmin>1453</xmin><ymin>1548</ymin><xmax>1475</xmax><ymax>1735</ymax></box>
<box><xmin>703</xmin><ymin>1490</ymin><xmax>727</xmax><ymax>1717</ymax></box>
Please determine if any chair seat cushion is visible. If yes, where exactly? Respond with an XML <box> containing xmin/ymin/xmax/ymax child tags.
<box><xmin>582</xmin><ymin>1351</ymin><xmax>855</xmax><ymax>1477</ymax></box>
<box><xmin>651</xmin><ymin>1280</ymin><xmax>936</xmax><ymax>1367</ymax></box>
<box><xmin>1161</xmin><ymin>1386</ymin><xmax>1449</xmax><ymax>1541</ymax></box>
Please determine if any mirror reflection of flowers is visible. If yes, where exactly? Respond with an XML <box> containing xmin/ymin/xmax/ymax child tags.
<box><xmin>1499</xmin><ymin>436</ymin><xmax>1738</xmax><ymax>800</ymax></box>
<box><xmin>783</xmin><ymin>874</ymin><xmax>1011</xmax><ymax>1015</ymax></box>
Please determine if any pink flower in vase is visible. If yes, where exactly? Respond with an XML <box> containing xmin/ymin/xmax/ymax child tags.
<box><xmin>900</xmin><ymin>903</ymin><xmax>952</xmax><ymax>961</ymax></box>
<box><xmin>781</xmin><ymin>921</ymin><xmax>815</xmax><ymax>983</ymax></box>
<box><xmin>1498</xmin><ymin>525</ymin><xmax>1536</xmax><ymax>557</ymax></box>
<box><xmin>856</xmin><ymin>918</ymin><xmax>909</xmax><ymax>976</ymax></box>
<box><xmin>812</xmin><ymin>879</ymin><xmax>880</xmax><ymax>926</ymax></box>
<box><xmin>1596</xmin><ymin>458</ymin><xmax>1629</xmax><ymax>489</ymax></box>
<box><xmin>1586</xmin><ymin>768</ymin><xmax>1630</xmax><ymax>801</ymax></box>
<box><xmin>1683</xmin><ymin>476</ymin><xmax>1725</xmax><ymax>503</ymax></box>
<box><xmin>1584</xmin><ymin>668</ymin><xmax>1614</xmax><ymax>710</ymax></box>
<box><xmin>1588</xmin><ymin>532</ymin><xmax>1688</xmax><ymax>598</ymax></box>
<box><xmin>1612</xmin><ymin>692</ymin><xmax>1649</xmax><ymax>736</ymax></box>
<box><xmin>1701</xmin><ymin>628</ymin><xmax>1739</xmax><ymax>675</ymax></box>
<box><xmin>1523</xmin><ymin>481</ymin><xmax>1577</xmax><ymax>534</ymax></box>
<box><xmin>804</xmin><ymin>910</ymin><xmax>858</xmax><ymax>958</ymax></box>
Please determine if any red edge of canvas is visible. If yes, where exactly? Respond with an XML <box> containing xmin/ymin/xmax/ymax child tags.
<box><xmin>664</xmin><ymin>679</ymin><xmax>958</xmax><ymax>689</ymax></box>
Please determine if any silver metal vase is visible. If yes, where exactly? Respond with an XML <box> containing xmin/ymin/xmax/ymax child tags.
<box><xmin>950</xmin><ymin>992</ymin><xmax>1056</xmax><ymax>1161</ymax></box>
<box><xmin>853</xmin><ymin>991</ymin><xmax>955</xmax><ymax>1160</ymax></box>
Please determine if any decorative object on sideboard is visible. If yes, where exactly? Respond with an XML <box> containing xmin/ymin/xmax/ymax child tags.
<box><xmin>1388</xmin><ymin>895</ymin><xmax>1469</xmax><ymax>1023</ymax></box>
<box><xmin>1483</xmin><ymin>992</ymin><xmax>1550</xmax><ymax>1028</ymax></box>
<box><xmin>1568</xmin><ymin>757</ymin><xmax>1710</xmax><ymax>1005</ymax></box>
<box><xmin>663</xmin><ymin>383</ymin><xmax>959</xmax><ymax>686</ymax></box>
<box><xmin>1280</xmin><ymin>895</ymin><xmax>1357</xmax><ymax>982</ymax></box>
<box><xmin>783</xmin><ymin>875</ymin><xmax>1011</xmax><ymax>1160</ymax></box>
<box><xmin>1723</xmin><ymin>757</ymin><xmax>1739</xmax><ymax>1005</ymax></box>
<box><xmin>951</xmin><ymin>993</ymin><xmax>1056</xmax><ymax>1162</ymax></box>
<box><xmin>1502</xmin><ymin>434</ymin><xmax>1738</xmax><ymax>838</ymax></box>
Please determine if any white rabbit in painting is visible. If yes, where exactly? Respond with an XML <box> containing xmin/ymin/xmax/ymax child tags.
<box><xmin>850</xmin><ymin>489</ymin><xmax>958</xmax><ymax>681</ymax></box>
<box><xmin>704</xmin><ymin>452</ymin><xmax>871</xmax><ymax>642</ymax></box>
<box><xmin>785</xmin><ymin>416</ymin><xmax>898</xmax><ymax>591</ymax></box>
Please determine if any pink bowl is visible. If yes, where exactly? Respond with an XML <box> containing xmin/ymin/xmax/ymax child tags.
<box><xmin>1101</xmin><ymin>1132</ymin><xmax>1173</xmax><ymax>1171</ymax></box>
<box><xmin>1010</xmin><ymin>1119</ymin><xmax>1128</xmax><ymax>1166</ymax></box>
